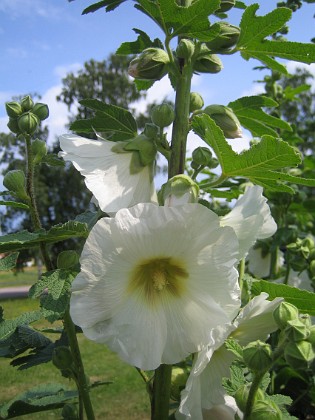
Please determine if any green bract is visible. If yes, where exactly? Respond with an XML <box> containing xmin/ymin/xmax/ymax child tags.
<box><xmin>128</xmin><ymin>48</ymin><xmax>169</xmax><ymax>81</ymax></box>
<box><xmin>5</xmin><ymin>101</ymin><xmax>23</xmax><ymax>118</ymax></box>
<box><xmin>20</xmin><ymin>95</ymin><xmax>34</xmax><ymax>112</ymax></box>
<box><xmin>3</xmin><ymin>170</ymin><xmax>28</xmax><ymax>201</ymax></box>
<box><xmin>273</xmin><ymin>301</ymin><xmax>299</xmax><ymax>330</ymax></box>
<box><xmin>201</xmin><ymin>104</ymin><xmax>242</xmax><ymax>138</ymax></box>
<box><xmin>243</xmin><ymin>340</ymin><xmax>272</xmax><ymax>372</ymax></box>
<box><xmin>17</xmin><ymin>112</ymin><xmax>39</xmax><ymax>135</ymax></box>
<box><xmin>32</xmin><ymin>102</ymin><xmax>49</xmax><ymax>121</ymax></box>
<box><xmin>176</xmin><ymin>39</ymin><xmax>195</xmax><ymax>60</ymax></box>
<box><xmin>31</xmin><ymin>138</ymin><xmax>47</xmax><ymax>164</ymax></box>
<box><xmin>206</xmin><ymin>22</ymin><xmax>240</xmax><ymax>54</ymax></box>
<box><xmin>194</xmin><ymin>47</ymin><xmax>223</xmax><ymax>74</ymax></box>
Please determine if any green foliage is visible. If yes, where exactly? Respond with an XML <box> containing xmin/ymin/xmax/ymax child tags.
<box><xmin>0</xmin><ymin>310</ymin><xmax>42</xmax><ymax>341</ymax></box>
<box><xmin>0</xmin><ymin>253</ymin><xmax>19</xmax><ymax>271</ymax></box>
<box><xmin>117</xmin><ymin>28</ymin><xmax>163</xmax><ymax>54</ymax></box>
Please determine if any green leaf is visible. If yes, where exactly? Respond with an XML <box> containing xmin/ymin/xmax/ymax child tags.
<box><xmin>0</xmin><ymin>311</ymin><xmax>43</xmax><ymax>341</ymax></box>
<box><xmin>237</xmin><ymin>5</ymin><xmax>315</xmax><ymax>72</ymax></box>
<box><xmin>0</xmin><ymin>200</ymin><xmax>29</xmax><ymax>210</ymax></box>
<box><xmin>229</xmin><ymin>96</ymin><xmax>292</xmax><ymax>137</ymax></box>
<box><xmin>251</xmin><ymin>280</ymin><xmax>315</xmax><ymax>315</ymax></box>
<box><xmin>82</xmin><ymin>0</ymin><xmax>126</xmax><ymax>14</ymax></box>
<box><xmin>283</xmin><ymin>84</ymin><xmax>311</xmax><ymax>101</ymax></box>
<box><xmin>41</xmin><ymin>154</ymin><xmax>65</xmax><ymax>167</ymax></box>
<box><xmin>135</xmin><ymin>0</ymin><xmax>221</xmax><ymax>40</ymax></box>
<box><xmin>70</xmin><ymin>99</ymin><xmax>137</xmax><ymax>141</ymax></box>
<box><xmin>0</xmin><ymin>383</ymin><xmax>77</xmax><ymax>419</ymax></box>
<box><xmin>192</xmin><ymin>114</ymin><xmax>302</xmax><ymax>192</ymax></box>
<box><xmin>222</xmin><ymin>362</ymin><xmax>246</xmax><ymax>395</ymax></box>
<box><xmin>225</xmin><ymin>338</ymin><xmax>243</xmax><ymax>359</ymax></box>
<box><xmin>0</xmin><ymin>252</ymin><xmax>19</xmax><ymax>271</ymax></box>
<box><xmin>116</xmin><ymin>28</ymin><xmax>163</xmax><ymax>54</ymax></box>
<box><xmin>134</xmin><ymin>79</ymin><xmax>156</xmax><ymax>91</ymax></box>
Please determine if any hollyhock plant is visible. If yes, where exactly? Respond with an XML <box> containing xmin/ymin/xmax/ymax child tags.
<box><xmin>70</xmin><ymin>202</ymin><xmax>240</xmax><ymax>370</ymax></box>
<box><xmin>59</xmin><ymin>133</ymin><xmax>156</xmax><ymax>213</ymax></box>
<box><xmin>176</xmin><ymin>293</ymin><xmax>282</xmax><ymax>420</ymax></box>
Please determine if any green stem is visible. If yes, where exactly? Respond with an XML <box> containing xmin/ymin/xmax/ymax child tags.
<box><xmin>269</xmin><ymin>246</ymin><xmax>278</xmax><ymax>280</ymax></box>
<box><xmin>238</xmin><ymin>258</ymin><xmax>245</xmax><ymax>293</ymax></box>
<box><xmin>243</xmin><ymin>370</ymin><xmax>265</xmax><ymax>419</ymax></box>
<box><xmin>151</xmin><ymin>364</ymin><xmax>173</xmax><ymax>420</ymax></box>
<box><xmin>197</xmin><ymin>173</ymin><xmax>228</xmax><ymax>189</ymax></box>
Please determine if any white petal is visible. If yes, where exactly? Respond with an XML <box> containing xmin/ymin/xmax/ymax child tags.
<box><xmin>247</xmin><ymin>247</ymin><xmax>284</xmax><ymax>278</ymax></box>
<box><xmin>59</xmin><ymin>134</ymin><xmax>155</xmax><ymax>212</ymax></box>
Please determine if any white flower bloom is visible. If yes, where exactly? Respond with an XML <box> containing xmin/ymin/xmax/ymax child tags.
<box><xmin>59</xmin><ymin>134</ymin><xmax>156</xmax><ymax>213</ymax></box>
<box><xmin>177</xmin><ymin>293</ymin><xmax>282</xmax><ymax>420</ymax></box>
<box><xmin>248</xmin><ymin>247</ymin><xmax>284</xmax><ymax>278</ymax></box>
<box><xmin>70</xmin><ymin>203</ymin><xmax>240</xmax><ymax>370</ymax></box>
<box><xmin>220</xmin><ymin>186</ymin><xmax>277</xmax><ymax>259</ymax></box>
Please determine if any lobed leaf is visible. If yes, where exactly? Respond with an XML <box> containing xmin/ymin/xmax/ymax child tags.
<box><xmin>116</xmin><ymin>28</ymin><xmax>163</xmax><ymax>54</ymax></box>
<box><xmin>0</xmin><ymin>311</ymin><xmax>43</xmax><ymax>341</ymax></box>
<box><xmin>82</xmin><ymin>0</ymin><xmax>126</xmax><ymax>14</ymax></box>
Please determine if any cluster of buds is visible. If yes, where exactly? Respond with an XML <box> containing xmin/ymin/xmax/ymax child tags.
<box><xmin>128</xmin><ymin>48</ymin><xmax>169</xmax><ymax>81</ymax></box>
<box><xmin>5</xmin><ymin>95</ymin><xmax>49</xmax><ymax>136</ymax></box>
<box><xmin>286</xmin><ymin>236</ymin><xmax>315</xmax><ymax>277</ymax></box>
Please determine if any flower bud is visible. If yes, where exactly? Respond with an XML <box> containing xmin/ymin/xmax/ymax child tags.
<box><xmin>189</xmin><ymin>92</ymin><xmax>204</xmax><ymax>113</ymax></box>
<box><xmin>3</xmin><ymin>170</ymin><xmax>28</xmax><ymax>200</ymax></box>
<box><xmin>170</xmin><ymin>367</ymin><xmax>188</xmax><ymax>401</ymax></box>
<box><xmin>216</xmin><ymin>0</ymin><xmax>236</xmax><ymax>14</ymax></box>
<box><xmin>5</xmin><ymin>101</ymin><xmax>23</xmax><ymax>118</ymax></box>
<box><xmin>150</xmin><ymin>103</ymin><xmax>175</xmax><ymax>128</ymax></box>
<box><xmin>176</xmin><ymin>39</ymin><xmax>195</xmax><ymax>60</ymax></box>
<box><xmin>273</xmin><ymin>301</ymin><xmax>299</xmax><ymax>330</ymax></box>
<box><xmin>194</xmin><ymin>47</ymin><xmax>223</xmax><ymax>74</ymax></box>
<box><xmin>192</xmin><ymin>147</ymin><xmax>212</xmax><ymax>166</ymax></box>
<box><xmin>201</xmin><ymin>105</ymin><xmax>242</xmax><ymax>138</ymax></box>
<box><xmin>285</xmin><ymin>319</ymin><xmax>310</xmax><ymax>342</ymax></box>
<box><xmin>243</xmin><ymin>341</ymin><xmax>272</xmax><ymax>372</ymax></box>
<box><xmin>7</xmin><ymin>118</ymin><xmax>21</xmax><ymax>135</ymax></box>
<box><xmin>206</xmin><ymin>22</ymin><xmax>240</xmax><ymax>54</ymax></box>
<box><xmin>32</xmin><ymin>102</ymin><xmax>49</xmax><ymax>121</ymax></box>
<box><xmin>159</xmin><ymin>175</ymin><xmax>199</xmax><ymax>206</ymax></box>
<box><xmin>57</xmin><ymin>250</ymin><xmax>80</xmax><ymax>270</ymax></box>
<box><xmin>17</xmin><ymin>112</ymin><xmax>39</xmax><ymax>135</ymax></box>
<box><xmin>20</xmin><ymin>95</ymin><xmax>34</xmax><ymax>111</ymax></box>
<box><xmin>284</xmin><ymin>340</ymin><xmax>315</xmax><ymax>370</ymax></box>
<box><xmin>235</xmin><ymin>384</ymin><xmax>265</xmax><ymax>412</ymax></box>
<box><xmin>128</xmin><ymin>48</ymin><xmax>169</xmax><ymax>81</ymax></box>
<box><xmin>31</xmin><ymin>138</ymin><xmax>47</xmax><ymax>164</ymax></box>
<box><xmin>143</xmin><ymin>123</ymin><xmax>159</xmax><ymax>139</ymax></box>
<box><xmin>52</xmin><ymin>346</ymin><xmax>73</xmax><ymax>370</ymax></box>
<box><xmin>249</xmin><ymin>399</ymin><xmax>282</xmax><ymax>420</ymax></box>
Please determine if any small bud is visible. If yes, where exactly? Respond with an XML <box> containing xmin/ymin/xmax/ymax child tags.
<box><xmin>3</xmin><ymin>170</ymin><xmax>28</xmax><ymax>200</ymax></box>
<box><xmin>285</xmin><ymin>319</ymin><xmax>310</xmax><ymax>342</ymax></box>
<box><xmin>5</xmin><ymin>101</ymin><xmax>23</xmax><ymax>118</ymax></box>
<box><xmin>7</xmin><ymin>118</ymin><xmax>21</xmax><ymax>135</ymax></box>
<box><xmin>243</xmin><ymin>341</ymin><xmax>272</xmax><ymax>372</ymax></box>
<box><xmin>189</xmin><ymin>92</ymin><xmax>204</xmax><ymax>113</ymax></box>
<box><xmin>176</xmin><ymin>39</ymin><xmax>195</xmax><ymax>60</ymax></box>
<box><xmin>31</xmin><ymin>138</ymin><xmax>47</xmax><ymax>165</ymax></box>
<box><xmin>57</xmin><ymin>250</ymin><xmax>80</xmax><ymax>269</ymax></box>
<box><xmin>235</xmin><ymin>384</ymin><xmax>265</xmax><ymax>412</ymax></box>
<box><xmin>216</xmin><ymin>0</ymin><xmax>236</xmax><ymax>14</ymax></box>
<box><xmin>206</xmin><ymin>22</ymin><xmax>240</xmax><ymax>54</ymax></box>
<box><xmin>17</xmin><ymin>112</ymin><xmax>39</xmax><ymax>135</ymax></box>
<box><xmin>273</xmin><ymin>301</ymin><xmax>299</xmax><ymax>330</ymax></box>
<box><xmin>159</xmin><ymin>175</ymin><xmax>199</xmax><ymax>206</ymax></box>
<box><xmin>192</xmin><ymin>147</ymin><xmax>213</xmax><ymax>166</ymax></box>
<box><xmin>170</xmin><ymin>367</ymin><xmax>188</xmax><ymax>401</ymax></box>
<box><xmin>128</xmin><ymin>48</ymin><xmax>169</xmax><ymax>81</ymax></box>
<box><xmin>32</xmin><ymin>102</ymin><xmax>49</xmax><ymax>121</ymax></box>
<box><xmin>284</xmin><ymin>340</ymin><xmax>315</xmax><ymax>370</ymax></box>
<box><xmin>20</xmin><ymin>95</ymin><xmax>34</xmax><ymax>111</ymax></box>
<box><xmin>194</xmin><ymin>47</ymin><xmax>223</xmax><ymax>74</ymax></box>
<box><xmin>52</xmin><ymin>346</ymin><xmax>73</xmax><ymax>370</ymax></box>
<box><xmin>249</xmin><ymin>399</ymin><xmax>282</xmax><ymax>420</ymax></box>
<box><xmin>143</xmin><ymin>123</ymin><xmax>159</xmax><ymax>139</ymax></box>
<box><xmin>150</xmin><ymin>103</ymin><xmax>175</xmax><ymax>128</ymax></box>
<box><xmin>202</xmin><ymin>105</ymin><xmax>242</xmax><ymax>138</ymax></box>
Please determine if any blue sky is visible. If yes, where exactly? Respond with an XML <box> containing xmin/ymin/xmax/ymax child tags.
<box><xmin>0</xmin><ymin>0</ymin><xmax>314</xmax><ymax>148</ymax></box>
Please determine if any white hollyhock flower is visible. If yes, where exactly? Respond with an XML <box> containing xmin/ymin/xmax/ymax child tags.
<box><xmin>59</xmin><ymin>134</ymin><xmax>156</xmax><ymax>213</ymax></box>
<box><xmin>220</xmin><ymin>185</ymin><xmax>277</xmax><ymax>259</ymax></box>
<box><xmin>176</xmin><ymin>293</ymin><xmax>282</xmax><ymax>420</ymax></box>
<box><xmin>70</xmin><ymin>203</ymin><xmax>240</xmax><ymax>370</ymax></box>
<box><xmin>248</xmin><ymin>247</ymin><xmax>284</xmax><ymax>279</ymax></box>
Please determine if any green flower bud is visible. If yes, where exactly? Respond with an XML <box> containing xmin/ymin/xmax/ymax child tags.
<box><xmin>310</xmin><ymin>260</ymin><xmax>315</xmax><ymax>276</ymax></box>
<box><xmin>31</xmin><ymin>138</ymin><xmax>47</xmax><ymax>165</ymax></box>
<box><xmin>299</xmin><ymin>314</ymin><xmax>312</xmax><ymax>328</ymax></box>
<box><xmin>202</xmin><ymin>105</ymin><xmax>242</xmax><ymax>138</ymax></box>
<box><xmin>216</xmin><ymin>0</ymin><xmax>236</xmax><ymax>14</ymax></box>
<box><xmin>284</xmin><ymin>340</ymin><xmax>315</xmax><ymax>370</ymax></box>
<box><xmin>5</xmin><ymin>101</ymin><xmax>23</xmax><ymax>118</ymax></box>
<box><xmin>128</xmin><ymin>48</ymin><xmax>169</xmax><ymax>81</ymax></box>
<box><xmin>176</xmin><ymin>39</ymin><xmax>195</xmax><ymax>60</ymax></box>
<box><xmin>3</xmin><ymin>170</ymin><xmax>28</xmax><ymax>200</ymax></box>
<box><xmin>192</xmin><ymin>147</ymin><xmax>212</xmax><ymax>166</ymax></box>
<box><xmin>57</xmin><ymin>250</ymin><xmax>80</xmax><ymax>269</ymax></box>
<box><xmin>189</xmin><ymin>92</ymin><xmax>204</xmax><ymax>113</ymax></box>
<box><xmin>150</xmin><ymin>103</ymin><xmax>175</xmax><ymax>128</ymax></box>
<box><xmin>62</xmin><ymin>404</ymin><xmax>78</xmax><ymax>420</ymax></box>
<box><xmin>194</xmin><ymin>47</ymin><xmax>223</xmax><ymax>74</ymax></box>
<box><xmin>159</xmin><ymin>175</ymin><xmax>199</xmax><ymax>206</ymax></box>
<box><xmin>273</xmin><ymin>301</ymin><xmax>299</xmax><ymax>330</ymax></box>
<box><xmin>17</xmin><ymin>112</ymin><xmax>39</xmax><ymax>135</ymax></box>
<box><xmin>309</xmin><ymin>248</ymin><xmax>315</xmax><ymax>261</ymax></box>
<box><xmin>32</xmin><ymin>102</ymin><xmax>49</xmax><ymax>121</ymax></box>
<box><xmin>285</xmin><ymin>319</ymin><xmax>310</xmax><ymax>342</ymax></box>
<box><xmin>243</xmin><ymin>341</ymin><xmax>272</xmax><ymax>372</ymax></box>
<box><xmin>123</xmin><ymin>134</ymin><xmax>157</xmax><ymax>167</ymax></box>
<box><xmin>302</xmin><ymin>237</ymin><xmax>314</xmax><ymax>249</ymax></box>
<box><xmin>248</xmin><ymin>399</ymin><xmax>282</xmax><ymax>420</ymax></box>
<box><xmin>143</xmin><ymin>123</ymin><xmax>159</xmax><ymax>139</ymax></box>
<box><xmin>170</xmin><ymin>367</ymin><xmax>188</xmax><ymax>401</ymax></box>
<box><xmin>52</xmin><ymin>346</ymin><xmax>73</xmax><ymax>370</ymax></box>
<box><xmin>206</xmin><ymin>22</ymin><xmax>240</xmax><ymax>54</ymax></box>
<box><xmin>20</xmin><ymin>95</ymin><xmax>34</xmax><ymax>111</ymax></box>
<box><xmin>235</xmin><ymin>384</ymin><xmax>265</xmax><ymax>412</ymax></box>
<box><xmin>7</xmin><ymin>118</ymin><xmax>21</xmax><ymax>135</ymax></box>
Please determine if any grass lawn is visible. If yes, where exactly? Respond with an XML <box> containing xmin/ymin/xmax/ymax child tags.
<box><xmin>0</xmin><ymin>298</ymin><xmax>151</xmax><ymax>419</ymax></box>
<box><xmin>0</xmin><ymin>266</ymin><xmax>38</xmax><ymax>289</ymax></box>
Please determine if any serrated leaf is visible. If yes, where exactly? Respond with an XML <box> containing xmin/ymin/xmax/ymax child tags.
<box><xmin>237</xmin><ymin>5</ymin><xmax>315</xmax><ymax>71</ymax></box>
<box><xmin>0</xmin><ymin>252</ymin><xmax>19</xmax><ymax>271</ymax></box>
<box><xmin>116</xmin><ymin>28</ymin><xmax>163</xmax><ymax>54</ymax></box>
<box><xmin>0</xmin><ymin>383</ymin><xmax>77</xmax><ymax>419</ymax></box>
<box><xmin>70</xmin><ymin>99</ymin><xmax>137</xmax><ymax>141</ymax></box>
<box><xmin>0</xmin><ymin>311</ymin><xmax>43</xmax><ymax>340</ymax></box>
<box><xmin>135</xmin><ymin>0</ymin><xmax>220</xmax><ymax>40</ymax></box>
<box><xmin>229</xmin><ymin>96</ymin><xmax>292</xmax><ymax>137</ymax></box>
<box><xmin>192</xmin><ymin>114</ymin><xmax>302</xmax><ymax>192</ymax></box>
<box><xmin>225</xmin><ymin>338</ymin><xmax>243</xmax><ymax>359</ymax></box>
<box><xmin>283</xmin><ymin>84</ymin><xmax>310</xmax><ymax>100</ymax></box>
<box><xmin>0</xmin><ymin>200</ymin><xmax>29</xmax><ymax>210</ymax></box>
<box><xmin>82</xmin><ymin>0</ymin><xmax>126</xmax><ymax>14</ymax></box>
<box><xmin>41</xmin><ymin>154</ymin><xmax>65</xmax><ymax>167</ymax></box>
<box><xmin>222</xmin><ymin>362</ymin><xmax>246</xmax><ymax>395</ymax></box>
<box><xmin>251</xmin><ymin>280</ymin><xmax>315</xmax><ymax>315</ymax></box>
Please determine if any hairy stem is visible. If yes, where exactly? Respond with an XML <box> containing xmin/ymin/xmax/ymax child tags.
<box><xmin>151</xmin><ymin>364</ymin><xmax>173</xmax><ymax>420</ymax></box>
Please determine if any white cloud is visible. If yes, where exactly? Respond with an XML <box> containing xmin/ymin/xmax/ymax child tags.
<box><xmin>286</xmin><ymin>61</ymin><xmax>315</xmax><ymax>78</ymax></box>
<box><xmin>0</xmin><ymin>0</ymin><xmax>63</xmax><ymax>19</ymax></box>
<box><xmin>241</xmin><ymin>82</ymin><xmax>265</xmax><ymax>98</ymax></box>
<box><xmin>54</xmin><ymin>63</ymin><xmax>83</xmax><ymax>80</ymax></box>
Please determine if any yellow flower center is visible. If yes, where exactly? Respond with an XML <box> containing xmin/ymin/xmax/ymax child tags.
<box><xmin>128</xmin><ymin>257</ymin><xmax>188</xmax><ymax>305</ymax></box>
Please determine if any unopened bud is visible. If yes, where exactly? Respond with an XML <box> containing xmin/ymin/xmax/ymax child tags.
<box><xmin>189</xmin><ymin>92</ymin><xmax>204</xmax><ymax>113</ymax></box>
<box><xmin>20</xmin><ymin>95</ymin><xmax>34</xmax><ymax>111</ymax></box>
<box><xmin>202</xmin><ymin>105</ymin><xmax>242</xmax><ymax>138</ymax></box>
<box><xmin>243</xmin><ymin>341</ymin><xmax>272</xmax><ymax>372</ymax></box>
<box><xmin>57</xmin><ymin>251</ymin><xmax>80</xmax><ymax>269</ymax></box>
<box><xmin>143</xmin><ymin>123</ymin><xmax>159</xmax><ymax>139</ymax></box>
<box><xmin>52</xmin><ymin>346</ymin><xmax>73</xmax><ymax>370</ymax></box>
<box><xmin>128</xmin><ymin>48</ymin><xmax>169</xmax><ymax>81</ymax></box>
<box><xmin>284</xmin><ymin>340</ymin><xmax>315</xmax><ymax>370</ymax></box>
<box><xmin>273</xmin><ymin>301</ymin><xmax>299</xmax><ymax>330</ymax></box>
<box><xmin>32</xmin><ymin>103</ymin><xmax>49</xmax><ymax>121</ymax></box>
<box><xmin>194</xmin><ymin>47</ymin><xmax>223</xmax><ymax>74</ymax></box>
<box><xmin>176</xmin><ymin>39</ymin><xmax>195</xmax><ymax>60</ymax></box>
<box><xmin>192</xmin><ymin>147</ymin><xmax>212</xmax><ymax>166</ymax></box>
<box><xmin>3</xmin><ymin>170</ymin><xmax>28</xmax><ymax>200</ymax></box>
<box><xmin>170</xmin><ymin>367</ymin><xmax>188</xmax><ymax>401</ymax></box>
<box><xmin>31</xmin><ymin>138</ymin><xmax>47</xmax><ymax>164</ymax></box>
<box><xmin>159</xmin><ymin>175</ymin><xmax>199</xmax><ymax>206</ymax></box>
<box><xmin>5</xmin><ymin>101</ymin><xmax>23</xmax><ymax>118</ymax></box>
<box><xmin>7</xmin><ymin>118</ymin><xmax>21</xmax><ymax>135</ymax></box>
<box><xmin>17</xmin><ymin>112</ymin><xmax>39</xmax><ymax>135</ymax></box>
<box><xmin>307</xmin><ymin>325</ymin><xmax>315</xmax><ymax>347</ymax></box>
<box><xmin>150</xmin><ymin>103</ymin><xmax>175</xmax><ymax>128</ymax></box>
<box><xmin>215</xmin><ymin>0</ymin><xmax>236</xmax><ymax>14</ymax></box>
<box><xmin>285</xmin><ymin>319</ymin><xmax>310</xmax><ymax>342</ymax></box>
<box><xmin>249</xmin><ymin>399</ymin><xmax>282</xmax><ymax>420</ymax></box>
<box><xmin>206</xmin><ymin>22</ymin><xmax>240</xmax><ymax>54</ymax></box>
<box><xmin>235</xmin><ymin>384</ymin><xmax>265</xmax><ymax>412</ymax></box>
